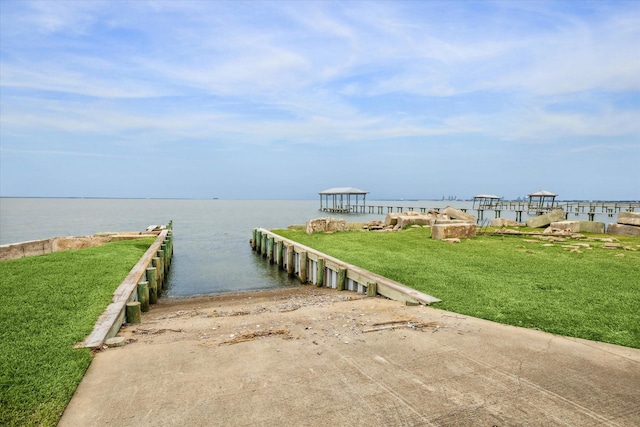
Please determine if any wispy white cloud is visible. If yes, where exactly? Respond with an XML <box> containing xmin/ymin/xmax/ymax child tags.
<box><xmin>1</xmin><ymin>0</ymin><xmax>638</xmax><ymax>198</ymax></box>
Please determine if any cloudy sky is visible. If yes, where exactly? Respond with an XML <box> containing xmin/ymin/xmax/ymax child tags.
<box><xmin>1</xmin><ymin>1</ymin><xmax>638</xmax><ymax>200</ymax></box>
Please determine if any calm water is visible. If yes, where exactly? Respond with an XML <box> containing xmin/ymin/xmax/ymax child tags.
<box><xmin>0</xmin><ymin>198</ymin><xmax>615</xmax><ymax>296</ymax></box>
<box><xmin>0</xmin><ymin>198</ymin><xmax>386</xmax><ymax>296</ymax></box>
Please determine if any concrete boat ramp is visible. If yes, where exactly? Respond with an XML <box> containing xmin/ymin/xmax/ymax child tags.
<box><xmin>59</xmin><ymin>287</ymin><xmax>640</xmax><ymax>426</ymax></box>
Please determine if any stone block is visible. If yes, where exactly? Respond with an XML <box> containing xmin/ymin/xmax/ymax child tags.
<box><xmin>306</xmin><ymin>218</ymin><xmax>348</xmax><ymax>234</ymax></box>
<box><xmin>384</xmin><ymin>213</ymin><xmax>400</xmax><ymax>226</ymax></box>
<box><xmin>607</xmin><ymin>223</ymin><xmax>640</xmax><ymax>237</ymax></box>
<box><xmin>526</xmin><ymin>209</ymin><xmax>565</xmax><ymax>228</ymax></box>
<box><xmin>396</xmin><ymin>214</ymin><xmax>432</xmax><ymax>228</ymax></box>
<box><xmin>443</xmin><ymin>206</ymin><xmax>476</xmax><ymax>223</ymax></box>
<box><xmin>550</xmin><ymin>221</ymin><xmax>605</xmax><ymax>234</ymax></box>
<box><xmin>617</xmin><ymin>212</ymin><xmax>640</xmax><ymax>227</ymax></box>
<box><xmin>431</xmin><ymin>223</ymin><xmax>476</xmax><ymax>240</ymax></box>
<box><xmin>576</xmin><ymin>221</ymin><xmax>605</xmax><ymax>234</ymax></box>
<box><xmin>490</xmin><ymin>218</ymin><xmax>521</xmax><ymax>227</ymax></box>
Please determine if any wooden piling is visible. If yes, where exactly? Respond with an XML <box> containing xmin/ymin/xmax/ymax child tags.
<box><xmin>316</xmin><ymin>258</ymin><xmax>324</xmax><ymax>287</ymax></box>
<box><xmin>153</xmin><ymin>256</ymin><xmax>163</xmax><ymax>291</ymax></box>
<box><xmin>251</xmin><ymin>229</ymin><xmax>257</xmax><ymax>250</ymax></box>
<box><xmin>261</xmin><ymin>233</ymin><xmax>268</xmax><ymax>258</ymax></box>
<box><xmin>367</xmin><ymin>282</ymin><xmax>377</xmax><ymax>297</ymax></box>
<box><xmin>267</xmin><ymin>237</ymin><xmax>274</xmax><ymax>264</ymax></box>
<box><xmin>137</xmin><ymin>281</ymin><xmax>150</xmax><ymax>312</ymax></box>
<box><xmin>337</xmin><ymin>268</ymin><xmax>346</xmax><ymax>291</ymax></box>
<box><xmin>276</xmin><ymin>241</ymin><xmax>283</xmax><ymax>267</ymax></box>
<box><xmin>146</xmin><ymin>267</ymin><xmax>158</xmax><ymax>303</ymax></box>
<box><xmin>255</xmin><ymin>230</ymin><xmax>262</xmax><ymax>253</ymax></box>
<box><xmin>286</xmin><ymin>244</ymin><xmax>294</xmax><ymax>277</ymax></box>
<box><xmin>299</xmin><ymin>251</ymin><xmax>308</xmax><ymax>284</ymax></box>
<box><xmin>126</xmin><ymin>302</ymin><xmax>141</xmax><ymax>324</ymax></box>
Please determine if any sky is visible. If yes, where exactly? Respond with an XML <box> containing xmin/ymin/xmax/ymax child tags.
<box><xmin>0</xmin><ymin>1</ymin><xmax>639</xmax><ymax>201</ymax></box>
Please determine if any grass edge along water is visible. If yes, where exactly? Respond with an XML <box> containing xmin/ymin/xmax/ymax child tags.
<box><xmin>274</xmin><ymin>226</ymin><xmax>640</xmax><ymax>350</ymax></box>
<box><xmin>0</xmin><ymin>238</ymin><xmax>155</xmax><ymax>427</ymax></box>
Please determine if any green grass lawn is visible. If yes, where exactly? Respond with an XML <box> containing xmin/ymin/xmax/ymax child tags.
<box><xmin>0</xmin><ymin>238</ymin><xmax>154</xmax><ymax>427</ymax></box>
<box><xmin>274</xmin><ymin>227</ymin><xmax>640</xmax><ymax>349</ymax></box>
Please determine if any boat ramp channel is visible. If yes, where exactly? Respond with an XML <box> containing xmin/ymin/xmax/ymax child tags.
<box><xmin>251</xmin><ymin>228</ymin><xmax>441</xmax><ymax>305</ymax></box>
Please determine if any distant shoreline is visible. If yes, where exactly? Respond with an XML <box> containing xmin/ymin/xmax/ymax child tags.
<box><xmin>1</xmin><ymin>196</ymin><xmax>638</xmax><ymax>203</ymax></box>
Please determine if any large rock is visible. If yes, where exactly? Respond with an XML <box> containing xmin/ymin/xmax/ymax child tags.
<box><xmin>550</xmin><ymin>221</ymin><xmax>605</xmax><ymax>234</ymax></box>
<box><xmin>443</xmin><ymin>206</ymin><xmax>476</xmax><ymax>223</ymax></box>
<box><xmin>306</xmin><ymin>218</ymin><xmax>348</xmax><ymax>234</ymax></box>
<box><xmin>384</xmin><ymin>213</ymin><xmax>401</xmax><ymax>226</ymax></box>
<box><xmin>607</xmin><ymin>223</ymin><xmax>640</xmax><ymax>237</ymax></box>
<box><xmin>396</xmin><ymin>214</ymin><xmax>432</xmax><ymax>228</ymax></box>
<box><xmin>431</xmin><ymin>223</ymin><xmax>476</xmax><ymax>240</ymax></box>
<box><xmin>526</xmin><ymin>209</ymin><xmax>565</xmax><ymax>228</ymax></box>
<box><xmin>617</xmin><ymin>212</ymin><xmax>640</xmax><ymax>227</ymax></box>
<box><xmin>490</xmin><ymin>218</ymin><xmax>521</xmax><ymax>227</ymax></box>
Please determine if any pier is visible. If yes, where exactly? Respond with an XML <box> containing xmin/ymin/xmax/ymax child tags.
<box><xmin>320</xmin><ymin>200</ymin><xmax>639</xmax><ymax>222</ymax></box>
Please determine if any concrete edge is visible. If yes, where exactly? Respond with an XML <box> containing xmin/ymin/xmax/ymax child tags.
<box><xmin>257</xmin><ymin>228</ymin><xmax>441</xmax><ymax>305</ymax></box>
<box><xmin>75</xmin><ymin>230</ymin><xmax>169</xmax><ymax>349</ymax></box>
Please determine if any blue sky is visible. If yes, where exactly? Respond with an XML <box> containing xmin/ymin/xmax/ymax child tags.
<box><xmin>1</xmin><ymin>1</ymin><xmax>638</xmax><ymax>200</ymax></box>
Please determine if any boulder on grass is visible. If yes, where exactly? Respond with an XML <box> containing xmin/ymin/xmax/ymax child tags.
<box><xmin>306</xmin><ymin>218</ymin><xmax>348</xmax><ymax>234</ymax></box>
<box><xmin>443</xmin><ymin>206</ymin><xmax>476</xmax><ymax>223</ymax></box>
<box><xmin>384</xmin><ymin>213</ymin><xmax>400</xmax><ymax>226</ymax></box>
<box><xmin>617</xmin><ymin>212</ymin><xmax>640</xmax><ymax>227</ymax></box>
<box><xmin>489</xmin><ymin>218</ymin><xmax>521</xmax><ymax>227</ymax></box>
<box><xmin>607</xmin><ymin>223</ymin><xmax>640</xmax><ymax>237</ymax></box>
<box><xmin>550</xmin><ymin>220</ymin><xmax>605</xmax><ymax>234</ymax></box>
<box><xmin>396</xmin><ymin>214</ymin><xmax>432</xmax><ymax>228</ymax></box>
<box><xmin>432</xmin><ymin>223</ymin><xmax>476</xmax><ymax>240</ymax></box>
<box><xmin>525</xmin><ymin>209</ymin><xmax>565</xmax><ymax>228</ymax></box>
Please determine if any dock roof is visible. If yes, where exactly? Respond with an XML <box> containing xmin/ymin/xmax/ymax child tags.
<box><xmin>528</xmin><ymin>190</ymin><xmax>557</xmax><ymax>197</ymax></box>
<box><xmin>319</xmin><ymin>187</ymin><xmax>368</xmax><ymax>195</ymax></box>
<box><xmin>474</xmin><ymin>194</ymin><xmax>502</xmax><ymax>199</ymax></box>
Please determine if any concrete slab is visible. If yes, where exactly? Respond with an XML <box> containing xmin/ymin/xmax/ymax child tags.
<box><xmin>526</xmin><ymin>209</ymin><xmax>565</xmax><ymax>228</ymax></box>
<box><xmin>59</xmin><ymin>287</ymin><xmax>640</xmax><ymax>427</ymax></box>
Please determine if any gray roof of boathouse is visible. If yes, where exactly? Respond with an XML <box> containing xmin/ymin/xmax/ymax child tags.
<box><xmin>474</xmin><ymin>194</ymin><xmax>502</xmax><ymax>199</ymax></box>
<box><xmin>528</xmin><ymin>190</ymin><xmax>557</xmax><ymax>197</ymax></box>
<box><xmin>319</xmin><ymin>187</ymin><xmax>369</xmax><ymax>195</ymax></box>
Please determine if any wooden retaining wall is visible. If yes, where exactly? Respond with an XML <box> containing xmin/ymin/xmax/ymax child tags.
<box><xmin>75</xmin><ymin>221</ymin><xmax>174</xmax><ymax>349</ymax></box>
<box><xmin>251</xmin><ymin>228</ymin><xmax>440</xmax><ymax>305</ymax></box>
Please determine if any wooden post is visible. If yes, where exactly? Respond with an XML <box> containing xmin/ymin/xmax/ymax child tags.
<box><xmin>267</xmin><ymin>237</ymin><xmax>274</xmax><ymax>264</ymax></box>
<box><xmin>367</xmin><ymin>282</ymin><xmax>377</xmax><ymax>297</ymax></box>
<box><xmin>126</xmin><ymin>302</ymin><xmax>141</xmax><ymax>324</ymax></box>
<box><xmin>157</xmin><ymin>250</ymin><xmax>165</xmax><ymax>284</ymax></box>
<box><xmin>276</xmin><ymin>241</ymin><xmax>283</xmax><ymax>267</ymax></box>
<box><xmin>316</xmin><ymin>258</ymin><xmax>324</xmax><ymax>287</ymax></box>
<box><xmin>286</xmin><ymin>244</ymin><xmax>294</xmax><ymax>277</ymax></box>
<box><xmin>153</xmin><ymin>256</ymin><xmax>163</xmax><ymax>291</ymax></box>
<box><xmin>261</xmin><ymin>234</ymin><xmax>268</xmax><ymax>258</ymax></box>
<box><xmin>146</xmin><ymin>267</ymin><xmax>158</xmax><ymax>303</ymax></box>
<box><xmin>337</xmin><ymin>268</ymin><xmax>346</xmax><ymax>291</ymax></box>
<box><xmin>137</xmin><ymin>281</ymin><xmax>150</xmax><ymax>312</ymax></box>
<box><xmin>161</xmin><ymin>244</ymin><xmax>169</xmax><ymax>275</ymax></box>
<box><xmin>255</xmin><ymin>230</ymin><xmax>262</xmax><ymax>254</ymax></box>
<box><xmin>299</xmin><ymin>251</ymin><xmax>308</xmax><ymax>284</ymax></box>
<box><xmin>251</xmin><ymin>229</ymin><xmax>257</xmax><ymax>250</ymax></box>
<box><xmin>164</xmin><ymin>232</ymin><xmax>173</xmax><ymax>269</ymax></box>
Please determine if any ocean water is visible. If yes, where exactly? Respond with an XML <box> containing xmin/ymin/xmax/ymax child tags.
<box><xmin>0</xmin><ymin>198</ymin><xmax>618</xmax><ymax>296</ymax></box>
<box><xmin>0</xmin><ymin>198</ymin><xmax>388</xmax><ymax>296</ymax></box>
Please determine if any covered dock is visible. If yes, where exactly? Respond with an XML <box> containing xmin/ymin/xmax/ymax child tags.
<box><xmin>472</xmin><ymin>194</ymin><xmax>503</xmax><ymax>210</ymax></box>
<box><xmin>319</xmin><ymin>187</ymin><xmax>369</xmax><ymax>213</ymax></box>
<box><xmin>527</xmin><ymin>190</ymin><xmax>558</xmax><ymax>213</ymax></box>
